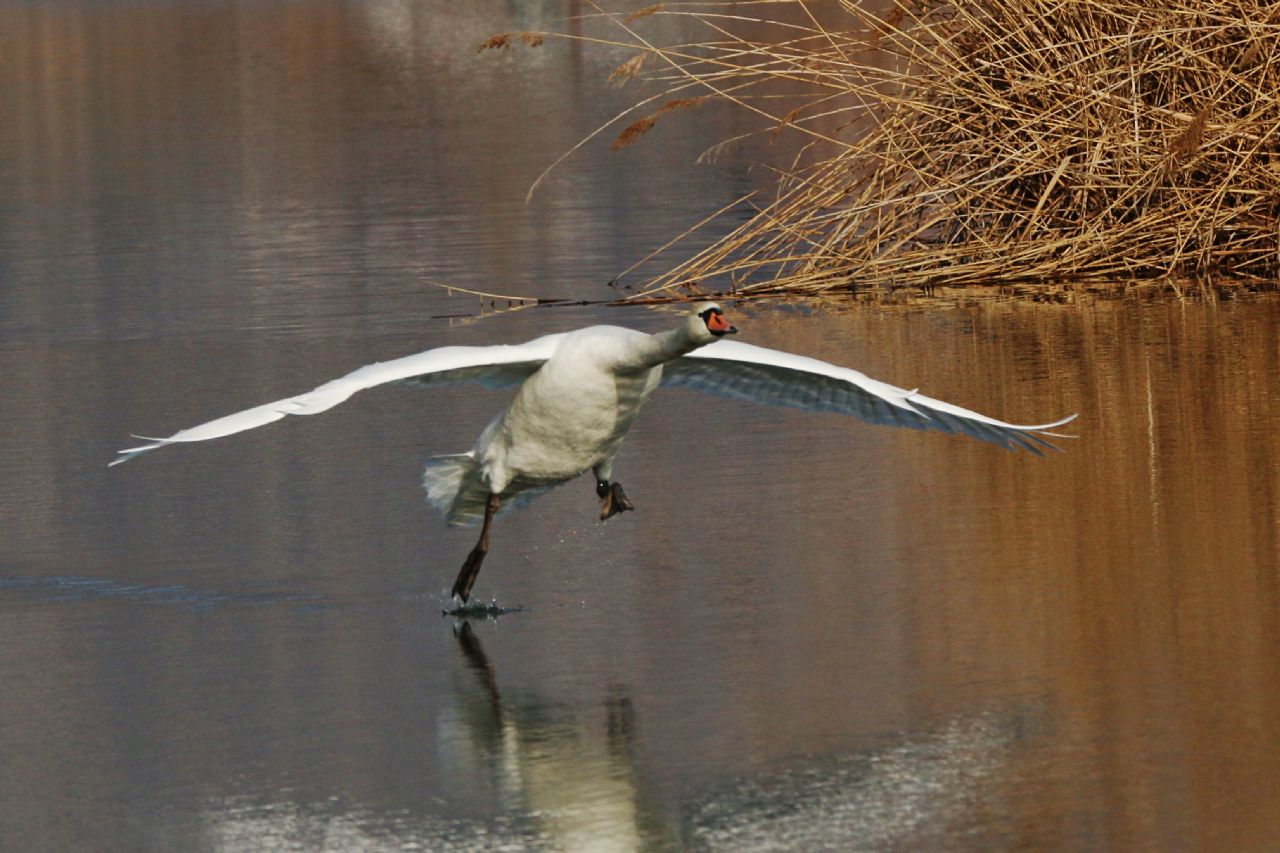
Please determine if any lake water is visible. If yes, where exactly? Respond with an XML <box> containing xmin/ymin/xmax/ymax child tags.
<box><xmin>3</xmin><ymin>2</ymin><xmax>1280</xmax><ymax>851</ymax></box>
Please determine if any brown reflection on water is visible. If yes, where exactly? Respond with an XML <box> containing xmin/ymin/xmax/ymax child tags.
<box><xmin>804</xmin><ymin>290</ymin><xmax>1280</xmax><ymax>851</ymax></box>
<box><xmin>9</xmin><ymin>283</ymin><xmax>1280</xmax><ymax>849</ymax></box>
<box><xmin>0</xmin><ymin>0</ymin><xmax>751</xmax><ymax>350</ymax></box>
<box><xmin>4</xmin><ymin>0</ymin><xmax>1280</xmax><ymax>849</ymax></box>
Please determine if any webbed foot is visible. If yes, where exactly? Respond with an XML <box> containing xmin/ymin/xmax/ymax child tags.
<box><xmin>599</xmin><ymin>482</ymin><xmax>634</xmax><ymax>520</ymax></box>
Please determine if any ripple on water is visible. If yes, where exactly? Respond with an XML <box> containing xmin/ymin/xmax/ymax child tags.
<box><xmin>0</xmin><ymin>575</ymin><xmax>330</xmax><ymax>612</ymax></box>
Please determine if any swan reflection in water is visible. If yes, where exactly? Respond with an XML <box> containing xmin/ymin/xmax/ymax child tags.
<box><xmin>426</xmin><ymin>625</ymin><xmax>1048</xmax><ymax>849</ymax></box>
<box><xmin>197</xmin><ymin>620</ymin><xmax>1045</xmax><ymax>849</ymax></box>
<box><xmin>442</xmin><ymin>621</ymin><xmax>653</xmax><ymax>849</ymax></box>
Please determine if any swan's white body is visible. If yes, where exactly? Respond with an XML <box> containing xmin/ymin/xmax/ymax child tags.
<box><xmin>426</xmin><ymin>325</ymin><xmax>669</xmax><ymax>525</ymax></box>
<box><xmin>112</xmin><ymin>304</ymin><xmax>1074</xmax><ymax>598</ymax></box>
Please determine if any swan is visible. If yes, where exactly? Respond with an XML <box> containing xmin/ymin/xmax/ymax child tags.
<box><xmin>111</xmin><ymin>303</ymin><xmax>1075</xmax><ymax>602</ymax></box>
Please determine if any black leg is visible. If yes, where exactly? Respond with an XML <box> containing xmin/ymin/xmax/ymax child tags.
<box><xmin>452</xmin><ymin>493</ymin><xmax>501</xmax><ymax>603</ymax></box>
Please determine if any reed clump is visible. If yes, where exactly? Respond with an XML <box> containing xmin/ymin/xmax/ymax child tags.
<box><xmin>584</xmin><ymin>1</ymin><xmax>1280</xmax><ymax>294</ymax></box>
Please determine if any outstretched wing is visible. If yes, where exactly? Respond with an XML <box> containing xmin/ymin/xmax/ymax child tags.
<box><xmin>662</xmin><ymin>339</ymin><xmax>1075</xmax><ymax>454</ymax></box>
<box><xmin>110</xmin><ymin>333</ymin><xmax>567</xmax><ymax>466</ymax></box>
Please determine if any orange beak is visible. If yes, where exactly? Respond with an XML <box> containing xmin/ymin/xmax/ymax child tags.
<box><xmin>707</xmin><ymin>311</ymin><xmax>737</xmax><ymax>335</ymax></box>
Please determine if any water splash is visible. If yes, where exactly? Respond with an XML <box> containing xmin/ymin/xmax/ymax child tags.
<box><xmin>441</xmin><ymin>598</ymin><xmax>525</xmax><ymax>619</ymax></box>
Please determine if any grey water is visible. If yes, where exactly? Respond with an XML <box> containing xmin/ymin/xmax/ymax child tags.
<box><xmin>4</xmin><ymin>2</ymin><xmax>1280</xmax><ymax>850</ymax></box>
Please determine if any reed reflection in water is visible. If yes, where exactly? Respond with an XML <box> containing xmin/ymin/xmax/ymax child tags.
<box><xmin>2</xmin><ymin>0</ymin><xmax>1280</xmax><ymax>850</ymax></box>
<box><xmin>5</xmin><ymin>291</ymin><xmax>1280</xmax><ymax>851</ymax></box>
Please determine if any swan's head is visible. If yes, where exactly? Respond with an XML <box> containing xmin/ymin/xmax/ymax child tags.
<box><xmin>691</xmin><ymin>301</ymin><xmax>737</xmax><ymax>341</ymax></box>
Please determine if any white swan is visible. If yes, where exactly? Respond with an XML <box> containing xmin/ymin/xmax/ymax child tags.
<box><xmin>112</xmin><ymin>303</ymin><xmax>1075</xmax><ymax>601</ymax></box>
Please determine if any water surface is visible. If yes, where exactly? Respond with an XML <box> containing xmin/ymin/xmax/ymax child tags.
<box><xmin>3</xmin><ymin>3</ymin><xmax>1280</xmax><ymax>851</ymax></box>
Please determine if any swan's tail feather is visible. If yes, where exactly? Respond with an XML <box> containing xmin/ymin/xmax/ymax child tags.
<box><xmin>423</xmin><ymin>453</ymin><xmax>558</xmax><ymax>528</ymax></box>
<box><xmin>423</xmin><ymin>453</ymin><xmax>489</xmax><ymax>527</ymax></box>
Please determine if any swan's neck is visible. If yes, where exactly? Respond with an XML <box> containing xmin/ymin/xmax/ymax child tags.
<box><xmin>623</xmin><ymin>324</ymin><xmax>709</xmax><ymax>371</ymax></box>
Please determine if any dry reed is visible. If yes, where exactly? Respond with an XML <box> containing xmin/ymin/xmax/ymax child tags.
<box><xmin>545</xmin><ymin>1</ymin><xmax>1280</xmax><ymax>294</ymax></box>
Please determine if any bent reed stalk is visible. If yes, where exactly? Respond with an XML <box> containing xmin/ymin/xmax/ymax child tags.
<box><xmin>493</xmin><ymin>1</ymin><xmax>1280</xmax><ymax>295</ymax></box>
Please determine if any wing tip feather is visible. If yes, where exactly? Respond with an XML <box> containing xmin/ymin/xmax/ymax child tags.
<box><xmin>1026</xmin><ymin>412</ymin><xmax>1078</xmax><ymax>431</ymax></box>
<box><xmin>109</xmin><ymin>446</ymin><xmax>158</xmax><ymax>467</ymax></box>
